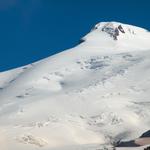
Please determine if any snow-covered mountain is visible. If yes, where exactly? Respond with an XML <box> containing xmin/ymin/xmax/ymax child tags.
<box><xmin>0</xmin><ymin>22</ymin><xmax>150</xmax><ymax>150</ymax></box>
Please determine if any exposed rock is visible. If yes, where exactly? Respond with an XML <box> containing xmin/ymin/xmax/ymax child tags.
<box><xmin>140</xmin><ymin>130</ymin><xmax>150</xmax><ymax>138</ymax></box>
<box><xmin>118</xmin><ymin>25</ymin><xmax>125</xmax><ymax>33</ymax></box>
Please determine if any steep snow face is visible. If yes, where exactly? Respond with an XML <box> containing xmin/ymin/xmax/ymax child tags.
<box><xmin>0</xmin><ymin>22</ymin><xmax>150</xmax><ymax>150</ymax></box>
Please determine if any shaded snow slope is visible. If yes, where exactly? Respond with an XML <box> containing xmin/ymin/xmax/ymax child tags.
<box><xmin>0</xmin><ymin>22</ymin><xmax>150</xmax><ymax>150</ymax></box>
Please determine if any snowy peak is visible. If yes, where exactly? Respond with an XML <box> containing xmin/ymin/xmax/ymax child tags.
<box><xmin>92</xmin><ymin>22</ymin><xmax>149</xmax><ymax>40</ymax></box>
<box><xmin>81</xmin><ymin>22</ymin><xmax>150</xmax><ymax>51</ymax></box>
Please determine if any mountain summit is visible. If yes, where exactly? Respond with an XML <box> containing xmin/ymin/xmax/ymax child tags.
<box><xmin>0</xmin><ymin>22</ymin><xmax>150</xmax><ymax>150</ymax></box>
<box><xmin>80</xmin><ymin>22</ymin><xmax>150</xmax><ymax>52</ymax></box>
<box><xmin>93</xmin><ymin>22</ymin><xmax>148</xmax><ymax>38</ymax></box>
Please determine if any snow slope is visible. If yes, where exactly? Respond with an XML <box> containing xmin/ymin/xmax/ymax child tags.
<box><xmin>0</xmin><ymin>22</ymin><xmax>150</xmax><ymax>150</ymax></box>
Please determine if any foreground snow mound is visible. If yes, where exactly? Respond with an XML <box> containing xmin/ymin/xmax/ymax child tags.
<box><xmin>0</xmin><ymin>22</ymin><xmax>150</xmax><ymax>150</ymax></box>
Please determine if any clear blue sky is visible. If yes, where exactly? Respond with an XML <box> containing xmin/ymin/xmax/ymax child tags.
<box><xmin>0</xmin><ymin>0</ymin><xmax>150</xmax><ymax>71</ymax></box>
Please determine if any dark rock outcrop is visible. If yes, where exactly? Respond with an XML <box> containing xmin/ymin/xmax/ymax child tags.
<box><xmin>140</xmin><ymin>130</ymin><xmax>150</xmax><ymax>138</ymax></box>
<box><xmin>116</xmin><ymin>140</ymin><xmax>140</xmax><ymax>147</ymax></box>
<box><xmin>101</xmin><ymin>24</ymin><xmax>125</xmax><ymax>40</ymax></box>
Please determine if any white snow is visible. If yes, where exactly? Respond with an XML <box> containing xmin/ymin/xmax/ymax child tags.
<box><xmin>0</xmin><ymin>21</ymin><xmax>150</xmax><ymax>150</ymax></box>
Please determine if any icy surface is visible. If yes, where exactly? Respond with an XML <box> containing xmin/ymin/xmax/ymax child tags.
<box><xmin>0</xmin><ymin>22</ymin><xmax>150</xmax><ymax>150</ymax></box>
